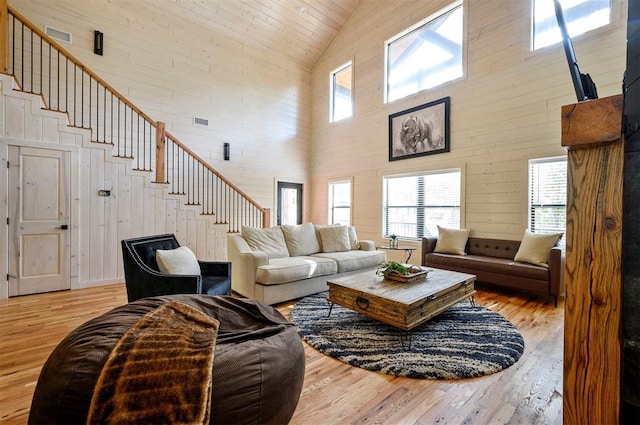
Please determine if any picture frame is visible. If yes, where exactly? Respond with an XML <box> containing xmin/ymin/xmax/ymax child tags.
<box><xmin>388</xmin><ymin>96</ymin><xmax>450</xmax><ymax>161</ymax></box>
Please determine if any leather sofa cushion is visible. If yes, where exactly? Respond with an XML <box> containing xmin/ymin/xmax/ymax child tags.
<box><xmin>256</xmin><ymin>256</ymin><xmax>337</xmax><ymax>285</ymax></box>
<box><xmin>425</xmin><ymin>253</ymin><xmax>548</xmax><ymax>281</ymax></box>
<box><xmin>465</xmin><ymin>238</ymin><xmax>521</xmax><ymax>259</ymax></box>
<box><xmin>312</xmin><ymin>250</ymin><xmax>386</xmax><ymax>273</ymax></box>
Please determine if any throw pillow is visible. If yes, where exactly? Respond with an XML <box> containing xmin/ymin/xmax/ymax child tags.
<box><xmin>241</xmin><ymin>226</ymin><xmax>290</xmax><ymax>259</ymax></box>
<box><xmin>314</xmin><ymin>224</ymin><xmax>340</xmax><ymax>252</ymax></box>
<box><xmin>281</xmin><ymin>223</ymin><xmax>320</xmax><ymax>256</ymax></box>
<box><xmin>514</xmin><ymin>230</ymin><xmax>563</xmax><ymax>267</ymax></box>
<box><xmin>155</xmin><ymin>246</ymin><xmax>201</xmax><ymax>275</ymax></box>
<box><xmin>347</xmin><ymin>226</ymin><xmax>359</xmax><ymax>250</ymax></box>
<box><xmin>434</xmin><ymin>225</ymin><xmax>470</xmax><ymax>255</ymax></box>
<box><xmin>318</xmin><ymin>226</ymin><xmax>351</xmax><ymax>253</ymax></box>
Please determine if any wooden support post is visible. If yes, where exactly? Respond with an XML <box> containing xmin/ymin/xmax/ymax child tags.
<box><xmin>561</xmin><ymin>94</ymin><xmax>623</xmax><ymax>425</ymax></box>
<box><xmin>0</xmin><ymin>0</ymin><xmax>8</xmax><ymax>74</ymax></box>
<box><xmin>155</xmin><ymin>121</ymin><xmax>166</xmax><ymax>183</ymax></box>
<box><xmin>262</xmin><ymin>208</ymin><xmax>271</xmax><ymax>228</ymax></box>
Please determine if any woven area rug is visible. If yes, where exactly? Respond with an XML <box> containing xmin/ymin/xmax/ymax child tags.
<box><xmin>289</xmin><ymin>292</ymin><xmax>524</xmax><ymax>379</ymax></box>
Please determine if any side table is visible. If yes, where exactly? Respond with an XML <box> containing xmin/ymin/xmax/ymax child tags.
<box><xmin>376</xmin><ymin>245</ymin><xmax>417</xmax><ymax>263</ymax></box>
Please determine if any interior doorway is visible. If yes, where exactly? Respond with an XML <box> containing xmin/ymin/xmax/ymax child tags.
<box><xmin>277</xmin><ymin>182</ymin><xmax>302</xmax><ymax>225</ymax></box>
<box><xmin>8</xmin><ymin>146</ymin><xmax>71</xmax><ymax>296</ymax></box>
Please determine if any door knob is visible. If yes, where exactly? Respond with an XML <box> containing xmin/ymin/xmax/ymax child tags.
<box><xmin>56</xmin><ymin>224</ymin><xmax>68</xmax><ymax>230</ymax></box>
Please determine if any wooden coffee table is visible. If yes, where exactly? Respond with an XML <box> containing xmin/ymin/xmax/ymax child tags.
<box><xmin>327</xmin><ymin>267</ymin><xmax>476</xmax><ymax>331</ymax></box>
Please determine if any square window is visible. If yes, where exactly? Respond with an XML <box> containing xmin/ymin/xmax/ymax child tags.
<box><xmin>385</xmin><ymin>1</ymin><xmax>463</xmax><ymax>103</ymax></box>
<box><xmin>383</xmin><ymin>169</ymin><xmax>461</xmax><ymax>239</ymax></box>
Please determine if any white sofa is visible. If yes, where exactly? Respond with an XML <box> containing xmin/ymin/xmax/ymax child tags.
<box><xmin>227</xmin><ymin>223</ymin><xmax>386</xmax><ymax>304</ymax></box>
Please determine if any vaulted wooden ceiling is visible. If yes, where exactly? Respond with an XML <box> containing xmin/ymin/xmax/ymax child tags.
<box><xmin>134</xmin><ymin>0</ymin><xmax>361</xmax><ymax>70</ymax></box>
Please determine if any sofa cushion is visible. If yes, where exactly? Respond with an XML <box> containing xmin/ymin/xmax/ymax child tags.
<box><xmin>312</xmin><ymin>250</ymin><xmax>386</xmax><ymax>273</ymax></box>
<box><xmin>514</xmin><ymin>230</ymin><xmax>563</xmax><ymax>267</ymax></box>
<box><xmin>425</xmin><ymin>253</ymin><xmax>548</xmax><ymax>281</ymax></box>
<box><xmin>347</xmin><ymin>226</ymin><xmax>359</xmax><ymax>250</ymax></box>
<box><xmin>466</xmin><ymin>238</ymin><xmax>521</xmax><ymax>259</ymax></box>
<box><xmin>313</xmin><ymin>224</ymin><xmax>340</xmax><ymax>252</ymax></box>
<box><xmin>155</xmin><ymin>246</ymin><xmax>201</xmax><ymax>275</ymax></box>
<box><xmin>318</xmin><ymin>226</ymin><xmax>351</xmax><ymax>253</ymax></box>
<box><xmin>434</xmin><ymin>226</ymin><xmax>470</xmax><ymax>255</ymax></box>
<box><xmin>242</xmin><ymin>226</ymin><xmax>290</xmax><ymax>259</ymax></box>
<box><xmin>281</xmin><ymin>223</ymin><xmax>320</xmax><ymax>256</ymax></box>
<box><xmin>256</xmin><ymin>257</ymin><xmax>337</xmax><ymax>285</ymax></box>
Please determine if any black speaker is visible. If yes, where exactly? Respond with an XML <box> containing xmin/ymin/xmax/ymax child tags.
<box><xmin>223</xmin><ymin>142</ymin><xmax>230</xmax><ymax>161</ymax></box>
<box><xmin>94</xmin><ymin>30</ymin><xmax>103</xmax><ymax>56</ymax></box>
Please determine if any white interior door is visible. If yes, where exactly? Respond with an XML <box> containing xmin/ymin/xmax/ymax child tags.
<box><xmin>8</xmin><ymin>146</ymin><xmax>71</xmax><ymax>296</ymax></box>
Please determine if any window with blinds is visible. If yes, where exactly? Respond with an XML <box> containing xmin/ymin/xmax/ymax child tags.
<box><xmin>328</xmin><ymin>180</ymin><xmax>352</xmax><ymax>225</ymax></box>
<box><xmin>383</xmin><ymin>169</ymin><xmax>461</xmax><ymax>239</ymax></box>
<box><xmin>529</xmin><ymin>157</ymin><xmax>567</xmax><ymax>235</ymax></box>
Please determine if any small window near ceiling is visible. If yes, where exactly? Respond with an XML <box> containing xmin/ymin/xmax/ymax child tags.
<box><xmin>385</xmin><ymin>1</ymin><xmax>463</xmax><ymax>103</ymax></box>
<box><xmin>328</xmin><ymin>179</ymin><xmax>351</xmax><ymax>225</ymax></box>
<box><xmin>529</xmin><ymin>157</ymin><xmax>567</xmax><ymax>240</ymax></box>
<box><xmin>532</xmin><ymin>0</ymin><xmax>611</xmax><ymax>50</ymax></box>
<box><xmin>383</xmin><ymin>169</ymin><xmax>461</xmax><ymax>239</ymax></box>
<box><xmin>330</xmin><ymin>62</ymin><xmax>353</xmax><ymax>122</ymax></box>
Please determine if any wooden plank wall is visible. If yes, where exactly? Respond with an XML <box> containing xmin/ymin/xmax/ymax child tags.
<box><xmin>9</xmin><ymin>0</ymin><xmax>312</xmax><ymax>215</ymax></box>
<box><xmin>0</xmin><ymin>0</ymin><xmax>630</xmax><ymax>294</ymax></box>
<box><xmin>309</xmin><ymin>0</ymin><xmax>627</xmax><ymax>249</ymax></box>
<box><xmin>0</xmin><ymin>74</ymin><xmax>228</xmax><ymax>298</ymax></box>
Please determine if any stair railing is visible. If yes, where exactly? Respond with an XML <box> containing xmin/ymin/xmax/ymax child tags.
<box><xmin>4</xmin><ymin>5</ymin><xmax>268</xmax><ymax>231</ymax></box>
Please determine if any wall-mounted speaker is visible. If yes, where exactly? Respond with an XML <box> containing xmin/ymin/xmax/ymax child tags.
<box><xmin>94</xmin><ymin>30</ymin><xmax>103</xmax><ymax>56</ymax></box>
<box><xmin>224</xmin><ymin>142</ymin><xmax>230</xmax><ymax>161</ymax></box>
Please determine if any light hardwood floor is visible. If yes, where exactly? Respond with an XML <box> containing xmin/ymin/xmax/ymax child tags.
<box><xmin>0</xmin><ymin>283</ymin><xmax>563</xmax><ymax>424</ymax></box>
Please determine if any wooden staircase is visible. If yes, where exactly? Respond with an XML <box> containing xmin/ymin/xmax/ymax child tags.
<box><xmin>4</xmin><ymin>5</ymin><xmax>269</xmax><ymax>234</ymax></box>
<box><xmin>0</xmin><ymin>3</ymin><xmax>270</xmax><ymax>294</ymax></box>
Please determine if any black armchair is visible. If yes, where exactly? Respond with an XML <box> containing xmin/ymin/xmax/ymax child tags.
<box><xmin>121</xmin><ymin>234</ymin><xmax>231</xmax><ymax>302</ymax></box>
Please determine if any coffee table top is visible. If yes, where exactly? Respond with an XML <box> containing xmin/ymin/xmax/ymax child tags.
<box><xmin>327</xmin><ymin>267</ymin><xmax>475</xmax><ymax>307</ymax></box>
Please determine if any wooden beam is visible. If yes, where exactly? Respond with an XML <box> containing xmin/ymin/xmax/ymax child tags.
<box><xmin>561</xmin><ymin>94</ymin><xmax>623</xmax><ymax>148</ymax></box>
<box><xmin>154</xmin><ymin>121</ymin><xmax>166</xmax><ymax>183</ymax></box>
<box><xmin>0</xmin><ymin>0</ymin><xmax>7</xmax><ymax>74</ymax></box>
<box><xmin>563</xmin><ymin>95</ymin><xmax>623</xmax><ymax>425</ymax></box>
<box><xmin>262</xmin><ymin>208</ymin><xmax>271</xmax><ymax>228</ymax></box>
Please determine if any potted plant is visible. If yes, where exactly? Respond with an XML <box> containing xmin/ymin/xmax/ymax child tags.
<box><xmin>388</xmin><ymin>234</ymin><xmax>398</xmax><ymax>248</ymax></box>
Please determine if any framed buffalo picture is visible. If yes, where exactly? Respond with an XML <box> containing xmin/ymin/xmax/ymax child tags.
<box><xmin>388</xmin><ymin>96</ymin><xmax>450</xmax><ymax>161</ymax></box>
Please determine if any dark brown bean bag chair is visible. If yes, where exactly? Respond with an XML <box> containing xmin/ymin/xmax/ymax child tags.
<box><xmin>28</xmin><ymin>295</ymin><xmax>305</xmax><ymax>424</ymax></box>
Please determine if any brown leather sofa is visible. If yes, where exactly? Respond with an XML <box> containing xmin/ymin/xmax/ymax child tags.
<box><xmin>421</xmin><ymin>237</ymin><xmax>564</xmax><ymax>306</ymax></box>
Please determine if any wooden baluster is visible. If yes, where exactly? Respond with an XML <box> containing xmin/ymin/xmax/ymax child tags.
<box><xmin>155</xmin><ymin>121</ymin><xmax>166</xmax><ymax>183</ymax></box>
<box><xmin>0</xmin><ymin>0</ymin><xmax>7</xmax><ymax>74</ymax></box>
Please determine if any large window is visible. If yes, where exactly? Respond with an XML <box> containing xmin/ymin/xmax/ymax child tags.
<box><xmin>328</xmin><ymin>180</ymin><xmax>351</xmax><ymax>225</ymax></box>
<box><xmin>532</xmin><ymin>0</ymin><xmax>611</xmax><ymax>50</ymax></box>
<box><xmin>385</xmin><ymin>1</ymin><xmax>463</xmax><ymax>103</ymax></box>
<box><xmin>529</xmin><ymin>157</ymin><xmax>567</xmax><ymax>236</ymax></box>
<box><xmin>383</xmin><ymin>169</ymin><xmax>461</xmax><ymax>239</ymax></box>
<box><xmin>330</xmin><ymin>62</ymin><xmax>353</xmax><ymax>122</ymax></box>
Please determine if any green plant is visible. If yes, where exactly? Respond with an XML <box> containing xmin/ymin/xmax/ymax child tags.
<box><xmin>377</xmin><ymin>261</ymin><xmax>409</xmax><ymax>276</ymax></box>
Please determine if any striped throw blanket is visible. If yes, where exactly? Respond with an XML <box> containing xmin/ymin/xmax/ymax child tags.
<box><xmin>87</xmin><ymin>301</ymin><xmax>219</xmax><ymax>425</ymax></box>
